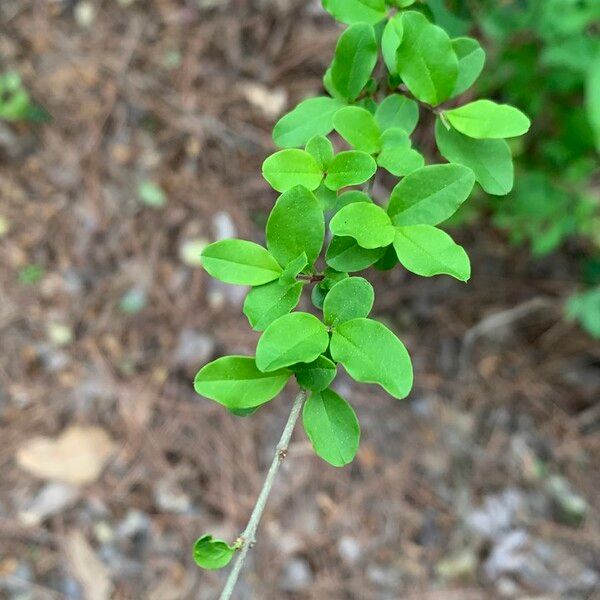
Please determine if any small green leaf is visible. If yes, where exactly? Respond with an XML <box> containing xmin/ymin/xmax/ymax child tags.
<box><xmin>381</xmin><ymin>14</ymin><xmax>404</xmax><ymax>75</ymax></box>
<box><xmin>322</xmin><ymin>0</ymin><xmax>387</xmax><ymax>25</ymax></box>
<box><xmin>451</xmin><ymin>37</ymin><xmax>486</xmax><ymax>97</ymax></box>
<box><xmin>331</xmin><ymin>24</ymin><xmax>378</xmax><ymax>101</ymax></box>
<box><xmin>374</xmin><ymin>94</ymin><xmax>419</xmax><ymax>134</ymax></box>
<box><xmin>333</xmin><ymin>107</ymin><xmax>382</xmax><ymax>154</ymax></box>
<box><xmin>444</xmin><ymin>100</ymin><xmax>531</xmax><ymax>139</ymax></box>
<box><xmin>266</xmin><ymin>186</ymin><xmax>325</xmax><ymax>266</ymax></box>
<box><xmin>326</xmin><ymin>236</ymin><xmax>385</xmax><ymax>272</ymax></box>
<box><xmin>324</xmin><ymin>277</ymin><xmax>374</xmax><ymax>326</ymax></box>
<box><xmin>387</xmin><ymin>0</ymin><xmax>416</xmax><ymax>6</ymax></box>
<box><xmin>303</xmin><ymin>389</ymin><xmax>360</xmax><ymax>467</ymax></box>
<box><xmin>305</xmin><ymin>135</ymin><xmax>334</xmax><ymax>170</ymax></box>
<box><xmin>387</xmin><ymin>164</ymin><xmax>475</xmax><ymax>226</ymax></box>
<box><xmin>396</xmin><ymin>11</ymin><xmax>458</xmax><ymax>106</ymax></box>
<box><xmin>279</xmin><ymin>253</ymin><xmax>309</xmax><ymax>286</ymax></box>
<box><xmin>273</xmin><ymin>97</ymin><xmax>345</xmax><ymax>148</ymax></box>
<box><xmin>330</xmin><ymin>318</ymin><xmax>413</xmax><ymax>399</ymax></box>
<box><xmin>293</xmin><ymin>355</ymin><xmax>337</xmax><ymax>392</ymax></box>
<box><xmin>585</xmin><ymin>49</ymin><xmax>600</xmax><ymax>152</ymax></box>
<box><xmin>374</xmin><ymin>245</ymin><xmax>399</xmax><ymax>271</ymax></box>
<box><xmin>138</xmin><ymin>180</ymin><xmax>167</xmax><ymax>208</ymax></box>
<box><xmin>315</xmin><ymin>183</ymin><xmax>338</xmax><ymax>212</ymax></box>
<box><xmin>393</xmin><ymin>225</ymin><xmax>471</xmax><ymax>281</ymax></box>
<box><xmin>201</xmin><ymin>239</ymin><xmax>282</xmax><ymax>285</ymax></box>
<box><xmin>193</xmin><ymin>535</ymin><xmax>235</xmax><ymax>570</ymax></box>
<box><xmin>194</xmin><ymin>356</ymin><xmax>290</xmax><ymax>409</ymax></box>
<box><xmin>256</xmin><ymin>312</ymin><xmax>330</xmax><ymax>372</ymax></box>
<box><xmin>243</xmin><ymin>281</ymin><xmax>303</xmax><ymax>331</ymax></box>
<box><xmin>262</xmin><ymin>150</ymin><xmax>323</xmax><ymax>193</ymax></box>
<box><xmin>566</xmin><ymin>287</ymin><xmax>600</xmax><ymax>339</ymax></box>
<box><xmin>228</xmin><ymin>406</ymin><xmax>260</xmax><ymax>417</ymax></box>
<box><xmin>324</xmin><ymin>151</ymin><xmax>377</xmax><ymax>190</ymax></box>
<box><xmin>334</xmin><ymin>190</ymin><xmax>371</xmax><ymax>213</ymax></box>
<box><xmin>377</xmin><ymin>128</ymin><xmax>424</xmax><ymax>176</ymax></box>
<box><xmin>434</xmin><ymin>118</ymin><xmax>514</xmax><ymax>196</ymax></box>
<box><xmin>330</xmin><ymin>202</ymin><xmax>395</xmax><ymax>249</ymax></box>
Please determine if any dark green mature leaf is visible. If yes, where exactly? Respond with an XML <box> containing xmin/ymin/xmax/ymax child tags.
<box><xmin>330</xmin><ymin>318</ymin><xmax>413</xmax><ymax>399</ymax></box>
<box><xmin>393</xmin><ymin>225</ymin><xmax>471</xmax><ymax>281</ymax></box>
<box><xmin>326</xmin><ymin>236</ymin><xmax>385</xmax><ymax>272</ymax></box>
<box><xmin>330</xmin><ymin>202</ymin><xmax>395</xmax><ymax>249</ymax></box>
<box><xmin>381</xmin><ymin>14</ymin><xmax>404</xmax><ymax>75</ymax></box>
<box><xmin>396</xmin><ymin>11</ymin><xmax>458</xmax><ymax>106</ymax></box>
<box><xmin>435</xmin><ymin>119</ymin><xmax>514</xmax><ymax>196</ymax></box>
<box><xmin>266</xmin><ymin>186</ymin><xmax>325</xmax><ymax>266</ymax></box>
<box><xmin>273</xmin><ymin>97</ymin><xmax>345</xmax><ymax>148</ymax></box>
<box><xmin>444</xmin><ymin>100</ymin><xmax>531</xmax><ymax>139</ymax></box>
<box><xmin>256</xmin><ymin>312</ymin><xmax>330</xmax><ymax>372</ymax></box>
<box><xmin>262</xmin><ymin>149</ymin><xmax>323</xmax><ymax>192</ymax></box>
<box><xmin>243</xmin><ymin>280</ymin><xmax>303</xmax><ymax>331</ymax></box>
<box><xmin>293</xmin><ymin>355</ymin><xmax>337</xmax><ymax>392</ymax></box>
<box><xmin>322</xmin><ymin>0</ymin><xmax>387</xmax><ymax>25</ymax></box>
<box><xmin>387</xmin><ymin>164</ymin><xmax>475</xmax><ymax>226</ymax></box>
<box><xmin>377</xmin><ymin>128</ymin><xmax>424</xmax><ymax>176</ymax></box>
<box><xmin>374</xmin><ymin>94</ymin><xmax>419</xmax><ymax>134</ymax></box>
<box><xmin>324</xmin><ymin>151</ymin><xmax>377</xmax><ymax>190</ymax></box>
<box><xmin>306</xmin><ymin>135</ymin><xmax>334</xmax><ymax>170</ymax></box>
<box><xmin>303</xmin><ymin>389</ymin><xmax>360</xmax><ymax>467</ymax></box>
<box><xmin>333</xmin><ymin>107</ymin><xmax>382</xmax><ymax>154</ymax></box>
<box><xmin>201</xmin><ymin>239</ymin><xmax>282</xmax><ymax>285</ymax></box>
<box><xmin>331</xmin><ymin>24</ymin><xmax>378</xmax><ymax>101</ymax></box>
<box><xmin>324</xmin><ymin>277</ymin><xmax>374</xmax><ymax>326</ymax></box>
<box><xmin>451</xmin><ymin>37</ymin><xmax>486</xmax><ymax>97</ymax></box>
<box><xmin>194</xmin><ymin>356</ymin><xmax>290</xmax><ymax>409</ymax></box>
<box><xmin>193</xmin><ymin>535</ymin><xmax>235</xmax><ymax>570</ymax></box>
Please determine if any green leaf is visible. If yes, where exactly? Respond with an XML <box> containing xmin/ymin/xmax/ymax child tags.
<box><xmin>228</xmin><ymin>406</ymin><xmax>260</xmax><ymax>417</ymax></box>
<box><xmin>324</xmin><ymin>151</ymin><xmax>377</xmax><ymax>190</ymax></box>
<box><xmin>315</xmin><ymin>183</ymin><xmax>338</xmax><ymax>212</ymax></box>
<box><xmin>322</xmin><ymin>0</ymin><xmax>387</xmax><ymax>25</ymax></box>
<box><xmin>243</xmin><ymin>281</ymin><xmax>303</xmax><ymax>331</ymax></box>
<box><xmin>273</xmin><ymin>97</ymin><xmax>345</xmax><ymax>148</ymax></box>
<box><xmin>303</xmin><ymin>389</ymin><xmax>360</xmax><ymax>467</ymax></box>
<box><xmin>374</xmin><ymin>94</ymin><xmax>419</xmax><ymax>134</ymax></box>
<box><xmin>334</xmin><ymin>190</ymin><xmax>371</xmax><ymax>213</ymax></box>
<box><xmin>330</xmin><ymin>318</ymin><xmax>413</xmax><ymax>399</ymax></box>
<box><xmin>324</xmin><ymin>277</ymin><xmax>374</xmax><ymax>326</ymax></box>
<box><xmin>387</xmin><ymin>0</ymin><xmax>416</xmax><ymax>6</ymax></box>
<box><xmin>393</xmin><ymin>225</ymin><xmax>471</xmax><ymax>281</ymax></box>
<box><xmin>444</xmin><ymin>100</ymin><xmax>531</xmax><ymax>139</ymax></box>
<box><xmin>193</xmin><ymin>535</ymin><xmax>236</xmax><ymax>570</ymax></box>
<box><xmin>266</xmin><ymin>186</ymin><xmax>325</xmax><ymax>266</ymax></box>
<box><xmin>451</xmin><ymin>37</ymin><xmax>486</xmax><ymax>97</ymax></box>
<box><xmin>256</xmin><ymin>313</ymin><xmax>330</xmax><ymax>372</ymax></box>
<box><xmin>201</xmin><ymin>239</ymin><xmax>282</xmax><ymax>285</ymax></box>
<box><xmin>279</xmin><ymin>253</ymin><xmax>309</xmax><ymax>286</ymax></box>
<box><xmin>374</xmin><ymin>245</ymin><xmax>399</xmax><ymax>271</ymax></box>
<box><xmin>387</xmin><ymin>164</ymin><xmax>475</xmax><ymax>226</ymax></box>
<box><xmin>326</xmin><ymin>236</ymin><xmax>385</xmax><ymax>272</ymax></box>
<box><xmin>262</xmin><ymin>150</ymin><xmax>323</xmax><ymax>193</ymax></box>
<box><xmin>305</xmin><ymin>135</ymin><xmax>334</xmax><ymax>170</ymax></box>
<box><xmin>330</xmin><ymin>202</ymin><xmax>395</xmax><ymax>249</ymax></box>
<box><xmin>138</xmin><ymin>180</ymin><xmax>167</xmax><ymax>208</ymax></box>
<box><xmin>435</xmin><ymin>118</ymin><xmax>514</xmax><ymax>196</ymax></box>
<box><xmin>395</xmin><ymin>11</ymin><xmax>458</xmax><ymax>106</ymax></box>
<box><xmin>293</xmin><ymin>355</ymin><xmax>337</xmax><ymax>392</ymax></box>
<box><xmin>381</xmin><ymin>14</ymin><xmax>404</xmax><ymax>75</ymax></box>
<box><xmin>566</xmin><ymin>287</ymin><xmax>600</xmax><ymax>338</ymax></box>
<box><xmin>377</xmin><ymin>128</ymin><xmax>424</xmax><ymax>176</ymax></box>
<box><xmin>194</xmin><ymin>356</ymin><xmax>290</xmax><ymax>409</ymax></box>
<box><xmin>331</xmin><ymin>24</ymin><xmax>378</xmax><ymax>101</ymax></box>
<box><xmin>585</xmin><ymin>49</ymin><xmax>600</xmax><ymax>152</ymax></box>
<box><xmin>333</xmin><ymin>107</ymin><xmax>382</xmax><ymax>154</ymax></box>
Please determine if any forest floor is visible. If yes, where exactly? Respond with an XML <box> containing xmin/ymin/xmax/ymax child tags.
<box><xmin>0</xmin><ymin>1</ymin><xmax>599</xmax><ymax>599</ymax></box>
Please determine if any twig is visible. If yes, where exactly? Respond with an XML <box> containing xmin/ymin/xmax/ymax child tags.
<box><xmin>219</xmin><ymin>389</ymin><xmax>307</xmax><ymax>600</ymax></box>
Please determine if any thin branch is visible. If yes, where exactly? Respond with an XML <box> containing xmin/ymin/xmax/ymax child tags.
<box><xmin>219</xmin><ymin>389</ymin><xmax>308</xmax><ymax>600</ymax></box>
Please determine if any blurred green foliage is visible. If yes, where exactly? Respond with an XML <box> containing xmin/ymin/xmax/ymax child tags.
<box><xmin>0</xmin><ymin>71</ymin><xmax>49</xmax><ymax>123</ymax></box>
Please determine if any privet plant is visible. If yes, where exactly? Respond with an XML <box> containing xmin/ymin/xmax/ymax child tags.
<box><xmin>192</xmin><ymin>1</ymin><xmax>529</xmax><ymax>596</ymax></box>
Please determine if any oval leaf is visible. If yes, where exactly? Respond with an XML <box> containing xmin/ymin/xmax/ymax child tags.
<box><xmin>333</xmin><ymin>106</ymin><xmax>382</xmax><ymax>154</ymax></box>
<box><xmin>322</xmin><ymin>0</ymin><xmax>387</xmax><ymax>25</ymax></box>
<box><xmin>381</xmin><ymin>14</ymin><xmax>404</xmax><ymax>75</ymax></box>
<box><xmin>451</xmin><ymin>37</ymin><xmax>486</xmax><ymax>97</ymax></box>
<box><xmin>330</xmin><ymin>202</ymin><xmax>395</xmax><ymax>249</ymax></box>
<box><xmin>193</xmin><ymin>535</ymin><xmax>235</xmax><ymax>570</ymax></box>
<box><xmin>324</xmin><ymin>151</ymin><xmax>377</xmax><ymax>191</ymax></box>
<box><xmin>305</xmin><ymin>135</ymin><xmax>334</xmax><ymax>171</ymax></box>
<box><xmin>325</xmin><ymin>236</ymin><xmax>385</xmax><ymax>272</ymax></box>
<box><xmin>293</xmin><ymin>355</ymin><xmax>337</xmax><ymax>392</ymax></box>
<box><xmin>374</xmin><ymin>94</ymin><xmax>419</xmax><ymax>134</ymax></box>
<box><xmin>243</xmin><ymin>281</ymin><xmax>303</xmax><ymax>331</ymax></box>
<box><xmin>262</xmin><ymin>149</ymin><xmax>323</xmax><ymax>192</ymax></box>
<box><xmin>324</xmin><ymin>277</ymin><xmax>374</xmax><ymax>326</ymax></box>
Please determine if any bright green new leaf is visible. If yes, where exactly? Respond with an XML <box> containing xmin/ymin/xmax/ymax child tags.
<box><xmin>243</xmin><ymin>281</ymin><xmax>303</xmax><ymax>331</ymax></box>
<box><xmin>293</xmin><ymin>355</ymin><xmax>337</xmax><ymax>392</ymax></box>
<box><xmin>330</xmin><ymin>318</ymin><xmax>413</xmax><ymax>399</ymax></box>
<box><xmin>273</xmin><ymin>97</ymin><xmax>345</xmax><ymax>148</ymax></box>
<box><xmin>335</xmin><ymin>190</ymin><xmax>371</xmax><ymax>213</ymax></box>
<box><xmin>377</xmin><ymin>128</ymin><xmax>424</xmax><ymax>176</ymax></box>
<box><xmin>395</xmin><ymin>11</ymin><xmax>458</xmax><ymax>106</ymax></box>
<box><xmin>194</xmin><ymin>356</ymin><xmax>290</xmax><ymax>409</ymax></box>
<box><xmin>451</xmin><ymin>37</ymin><xmax>486</xmax><ymax>97</ymax></box>
<box><xmin>381</xmin><ymin>14</ymin><xmax>404</xmax><ymax>75</ymax></box>
<box><xmin>330</xmin><ymin>202</ymin><xmax>395</xmax><ymax>249</ymax></box>
<box><xmin>387</xmin><ymin>164</ymin><xmax>475</xmax><ymax>226</ymax></box>
<box><xmin>262</xmin><ymin>149</ymin><xmax>323</xmax><ymax>192</ymax></box>
<box><xmin>393</xmin><ymin>225</ymin><xmax>471</xmax><ymax>281</ymax></box>
<box><xmin>315</xmin><ymin>183</ymin><xmax>338</xmax><ymax>212</ymax></box>
<box><xmin>434</xmin><ymin>119</ymin><xmax>514</xmax><ymax>196</ymax></box>
<box><xmin>266</xmin><ymin>186</ymin><xmax>325</xmax><ymax>266</ymax></box>
<box><xmin>326</xmin><ymin>236</ymin><xmax>385</xmax><ymax>272</ymax></box>
<box><xmin>201</xmin><ymin>239</ymin><xmax>282</xmax><ymax>286</ymax></box>
<box><xmin>306</xmin><ymin>135</ymin><xmax>334</xmax><ymax>170</ymax></box>
<box><xmin>193</xmin><ymin>535</ymin><xmax>236</xmax><ymax>570</ymax></box>
<box><xmin>331</xmin><ymin>24</ymin><xmax>378</xmax><ymax>101</ymax></box>
<box><xmin>324</xmin><ymin>277</ymin><xmax>374</xmax><ymax>326</ymax></box>
<box><xmin>585</xmin><ymin>49</ymin><xmax>600</xmax><ymax>152</ymax></box>
<box><xmin>303</xmin><ymin>389</ymin><xmax>360</xmax><ymax>467</ymax></box>
<box><xmin>256</xmin><ymin>312</ymin><xmax>330</xmax><ymax>372</ymax></box>
<box><xmin>322</xmin><ymin>0</ymin><xmax>387</xmax><ymax>25</ymax></box>
<box><xmin>333</xmin><ymin>107</ymin><xmax>382</xmax><ymax>154</ymax></box>
<box><xmin>279</xmin><ymin>253</ymin><xmax>308</xmax><ymax>286</ymax></box>
<box><xmin>444</xmin><ymin>100</ymin><xmax>531</xmax><ymax>139</ymax></box>
<box><xmin>374</xmin><ymin>94</ymin><xmax>419</xmax><ymax>133</ymax></box>
<box><xmin>324</xmin><ymin>151</ymin><xmax>377</xmax><ymax>190</ymax></box>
